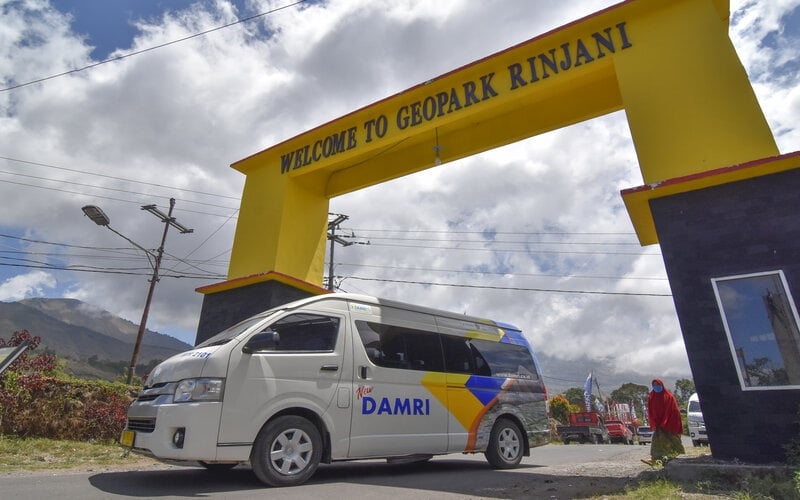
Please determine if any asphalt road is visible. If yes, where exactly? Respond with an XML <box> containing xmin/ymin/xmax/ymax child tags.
<box><xmin>0</xmin><ymin>442</ymin><xmax>654</xmax><ymax>499</ymax></box>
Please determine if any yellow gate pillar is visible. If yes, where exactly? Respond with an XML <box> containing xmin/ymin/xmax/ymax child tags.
<box><xmin>230</xmin><ymin>159</ymin><xmax>329</xmax><ymax>283</ymax></box>
<box><xmin>614</xmin><ymin>0</ymin><xmax>777</xmax><ymax>185</ymax></box>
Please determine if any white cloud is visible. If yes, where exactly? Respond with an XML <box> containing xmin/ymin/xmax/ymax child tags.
<box><xmin>0</xmin><ymin>271</ymin><xmax>57</xmax><ymax>301</ymax></box>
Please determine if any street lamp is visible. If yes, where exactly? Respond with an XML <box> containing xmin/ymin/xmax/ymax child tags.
<box><xmin>82</xmin><ymin>198</ymin><xmax>192</xmax><ymax>384</ymax></box>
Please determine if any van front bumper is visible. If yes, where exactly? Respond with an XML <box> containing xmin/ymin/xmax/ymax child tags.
<box><xmin>122</xmin><ymin>401</ymin><xmax>225</xmax><ymax>461</ymax></box>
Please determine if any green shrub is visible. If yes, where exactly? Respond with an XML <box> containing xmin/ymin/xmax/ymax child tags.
<box><xmin>0</xmin><ymin>331</ymin><xmax>132</xmax><ymax>442</ymax></box>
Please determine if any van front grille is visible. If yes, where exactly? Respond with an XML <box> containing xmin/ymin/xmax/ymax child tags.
<box><xmin>127</xmin><ymin>417</ymin><xmax>156</xmax><ymax>433</ymax></box>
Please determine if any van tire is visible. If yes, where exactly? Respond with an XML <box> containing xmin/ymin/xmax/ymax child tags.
<box><xmin>484</xmin><ymin>418</ymin><xmax>524</xmax><ymax>469</ymax></box>
<box><xmin>251</xmin><ymin>416</ymin><xmax>322</xmax><ymax>487</ymax></box>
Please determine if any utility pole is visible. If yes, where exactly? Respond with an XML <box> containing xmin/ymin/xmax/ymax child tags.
<box><xmin>82</xmin><ymin>198</ymin><xmax>192</xmax><ymax>385</ymax></box>
<box><xmin>327</xmin><ymin>214</ymin><xmax>351</xmax><ymax>291</ymax></box>
<box><xmin>127</xmin><ymin>198</ymin><xmax>193</xmax><ymax>384</ymax></box>
<box><xmin>325</xmin><ymin>213</ymin><xmax>370</xmax><ymax>291</ymax></box>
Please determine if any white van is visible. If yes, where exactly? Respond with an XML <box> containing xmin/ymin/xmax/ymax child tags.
<box><xmin>687</xmin><ymin>392</ymin><xmax>708</xmax><ymax>446</ymax></box>
<box><xmin>120</xmin><ymin>293</ymin><xmax>550</xmax><ymax>486</ymax></box>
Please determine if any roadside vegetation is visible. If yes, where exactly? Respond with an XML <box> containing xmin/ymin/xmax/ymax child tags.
<box><xmin>0</xmin><ymin>331</ymin><xmax>132</xmax><ymax>441</ymax></box>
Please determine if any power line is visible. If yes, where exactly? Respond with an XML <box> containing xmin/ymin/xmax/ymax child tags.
<box><xmin>0</xmin><ymin>231</ymin><xmax>228</xmax><ymax>278</ymax></box>
<box><xmin>0</xmin><ymin>156</ymin><xmax>240</xmax><ymax>201</ymax></box>
<box><xmin>0</xmin><ymin>259</ymin><xmax>225</xmax><ymax>280</ymax></box>
<box><xmin>341</xmin><ymin>276</ymin><xmax>672</xmax><ymax>297</ymax></box>
<box><xmin>335</xmin><ymin>262</ymin><xmax>668</xmax><ymax>282</ymax></box>
<box><xmin>0</xmin><ymin>168</ymin><xmax>238</xmax><ymax>211</ymax></box>
<box><xmin>363</xmin><ymin>241</ymin><xmax>661</xmax><ymax>256</ymax></box>
<box><xmin>358</xmin><ymin>234</ymin><xmax>643</xmax><ymax>246</ymax></box>
<box><xmin>0</xmin><ymin>177</ymin><xmax>237</xmax><ymax>219</ymax></box>
<box><xmin>0</xmin><ymin>1</ymin><xmax>310</xmax><ymax>92</ymax></box>
<box><xmin>2</xmin><ymin>231</ymin><xmax>664</xmax><ymax>285</ymax></box>
<box><xmin>0</xmin><ymin>250</ymin><xmax>228</xmax><ymax>270</ymax></box>
<box><xmin>346</xmin><ymin>227</ymin><xmax>637</xmax><ymax>236</ymax></box>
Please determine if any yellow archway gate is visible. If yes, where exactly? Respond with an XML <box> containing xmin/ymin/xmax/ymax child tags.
<box><xmin>208</xmin><ymin>0</ymin><xmax>777</xmax><ymax>293</ymax></box>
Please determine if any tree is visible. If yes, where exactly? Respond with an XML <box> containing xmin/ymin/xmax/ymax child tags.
<box><xmin>610</xmin><ymin>382</ymin><xmax>649</xmax><ymax>422</ymax></box>
<box><xmin>673</xmin><ymin>378</ymin><xmax>695</xmax><ymax>407</ymax></box>
<box><xmin>610</xmin><ymin>383</ymin><xmax>649</xmax><ymax>405</ymax></box>
<box><xmin>549</xmin><ymin>395</ymin><xmax>580</xmax><ymax>424</ymax></box>
<box><xmin>563</xmin><ymin>387</ymin><xmax>586</xmax><ymax>409</ymax></box>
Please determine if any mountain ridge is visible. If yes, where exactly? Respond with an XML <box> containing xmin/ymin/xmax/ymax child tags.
<box><xmin>0</xmin><ymin>298</ymin><xmax>192</xmax><ymax>380</ymax></box>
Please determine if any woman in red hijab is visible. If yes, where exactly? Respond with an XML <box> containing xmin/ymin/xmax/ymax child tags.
<box><xmin>643</xmin><ymin>378</ymin><xmax>685</xmax><ymax>465</ymax></box>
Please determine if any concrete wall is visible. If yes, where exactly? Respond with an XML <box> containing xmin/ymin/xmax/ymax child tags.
<box><xmin>651</xmin><ymin>167</ymin><xmax>800</xmax><ymax>463</ymax></box>
<box><xmin>196</xmin><ymin>280</ymin><xmax>316</xmax><ymax>344</ymax></box>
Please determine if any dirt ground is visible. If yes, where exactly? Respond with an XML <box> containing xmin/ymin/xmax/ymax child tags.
<box><xmin>498</xmin><ymin>446</ymin><xmax>670</xmax><ymax>499</ymax></box>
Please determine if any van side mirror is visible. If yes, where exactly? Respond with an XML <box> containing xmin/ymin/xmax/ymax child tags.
<box><xmin>242</xmin><ymin>330</ymin><xmax>280</xmax><ymax>354</ymax></box>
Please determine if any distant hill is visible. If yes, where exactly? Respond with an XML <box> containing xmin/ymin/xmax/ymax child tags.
<box><xmin>0</xmin><ymin>298</ymin><xmax>192</xmax><ymax>380</ymax></box>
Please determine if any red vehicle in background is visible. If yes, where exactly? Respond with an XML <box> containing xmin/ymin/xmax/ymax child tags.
<box><xmin>556</xmin><ymin>412</ymin><xmax>611</xmax><ymax>444</ymax></box>
<box><xmin>605</xmin><ymin>419</ymin><xmax>634</xmax><ymax>444</ymax></box>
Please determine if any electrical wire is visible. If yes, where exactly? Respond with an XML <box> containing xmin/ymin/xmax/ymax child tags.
<box><xmin>335</xmin><ymin>262</ymin><xmax>668</xmax><ymax>282</ymax></box>
<box><xmin>0</xmin><ymin>177</ymin><xmax>237</xmax><ymax>219</ymax></box>
<box><xmin>0</xmin><ymin>0</ymin><xmax>310</xmax><ymax>92</ymax></box>
<box><xmin>0</xmin><ymin>168</ymin><xmax>238</xmax><ymax>211</ymax></box>
<box><xmin>362</xmin><ymin>241</ymin><xmax>661</xmax><ymax>256</ymax></box>
<box><xmin>339</xmin><ymin>276</ymin><xmax>672</xmax><ymax>297</ymax></box>
<box><xmin>0</xmin><ymin>156</ymin><xmax>240</xmax><ymax>201</ymax></box>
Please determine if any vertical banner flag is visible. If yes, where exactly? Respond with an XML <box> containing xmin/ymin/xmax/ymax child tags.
<box><xmin>583</xmin><ymin>372</ymin><xmax>592</xmax><ymax>412</ymax></box>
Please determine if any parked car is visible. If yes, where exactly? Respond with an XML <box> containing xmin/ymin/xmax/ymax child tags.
<box><xmin>687</xmin><ymin>393</ymin><xmax>709</xmax><ymax>446</ymax></box>
<box><xmin>605</xmin><ymin>419</ymin><xmax>634</xmax><ymax>444</ymax></box>
<box><xmin>557</xmin><ymin>411</ymin><xmax>611</xmax><ymax>444</ymax></box>
<box><xmin>637</xmin><ymin>425</ymin><xmax>653</xmax><ymax>445</ymax></box>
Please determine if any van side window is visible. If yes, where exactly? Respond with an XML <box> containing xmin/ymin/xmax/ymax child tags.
<box><xmin>442</xmin><ymin>335</ymin><xmax>489</xmax><ymax>375</ymax></box>
<box><xmin>259</xmin><ymin>313</ymin><xmax>339</xmax><ymax>352</ymax></box>
<box><xmin>473</xmin><ymin>339</ymin><xmax>539</xmax><ymax>379</ymax></box>
<box><xmin>356</xmin><ymin>321</ymin><xmax>444</xmax><ymax>372</ymax></box>
<box><xmin>442</xmin><ymin>335</ymin><xmax>538</xmax><ymax>379</ymax></box>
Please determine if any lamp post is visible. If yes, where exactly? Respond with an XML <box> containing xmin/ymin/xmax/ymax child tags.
<box><xmin>82</xmin><ymin>198</ymin><xmax>192</xmax><ymax>384</ymax></box>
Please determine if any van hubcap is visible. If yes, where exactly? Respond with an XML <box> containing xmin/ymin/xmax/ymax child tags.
<box><xmin>498</xmin><ymin>428</ymin><xmax>520</xmax><ymax>460</ymax></box>
<box><xmin>270</xmin><ymin>428</ymin><xmax>313</xmax><ymax>475</ymax></box>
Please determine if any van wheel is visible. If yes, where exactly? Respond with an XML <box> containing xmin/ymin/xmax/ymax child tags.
<box><xmin>251</xmin><ymin>416</ymin><xmax>322</xmax><ymax>487</ymax></box>
<box><xmin>484</xmin><ymin>418</ymin><xmax>523</xmax><ymax>469</ymax></box>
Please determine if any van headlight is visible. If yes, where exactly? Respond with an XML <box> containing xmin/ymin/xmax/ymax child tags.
<box><xmin>173</xmin><ymin>378</ymin><xmax>224</xmax><ymax>403</ymax></box>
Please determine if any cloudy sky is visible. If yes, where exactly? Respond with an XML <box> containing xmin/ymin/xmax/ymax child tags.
<box><xmin>1</xmin><ymin>0</ymin><xmax>798</xmax><ymax>388</ymax></box>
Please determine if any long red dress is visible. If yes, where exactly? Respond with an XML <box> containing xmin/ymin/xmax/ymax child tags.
<box><xmin>646</xmin><ymin>378</ymin><xmax>685</xmax><ymax>460</ymax></box>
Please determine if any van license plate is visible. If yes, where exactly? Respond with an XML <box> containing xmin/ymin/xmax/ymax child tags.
<box><xmin>120</xmin><ymin>430</ymin><xmax>135</xmax><ymax>447</ymax></box>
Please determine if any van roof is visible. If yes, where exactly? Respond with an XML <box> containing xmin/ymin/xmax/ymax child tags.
<box><xmin>277</xmin><ymin>292</ymin><xmax>522</xmax><ymax>332</ymax></box>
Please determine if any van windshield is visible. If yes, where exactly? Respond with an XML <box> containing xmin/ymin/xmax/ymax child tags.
<box><xmin>688</xmin><ymin>400</ymin><xmax>702</xmax><ymax>412</ymax></box>
<box><xmin>196</xmin><ymin>311</ymin><xmax>281</xmax><ymax>348</ymax></box>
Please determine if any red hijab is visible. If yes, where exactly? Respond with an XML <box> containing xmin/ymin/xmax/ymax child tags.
<box><xmin>647</xmin><ymin>378</ymin><xmax>683</xmax><ymax>434</ymax></box>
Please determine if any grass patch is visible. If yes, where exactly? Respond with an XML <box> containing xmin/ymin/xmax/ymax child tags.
<box><xmin>0</xmin><ymin>436</ymin><xmax>157</xmax><ymax>472</ymax></box>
